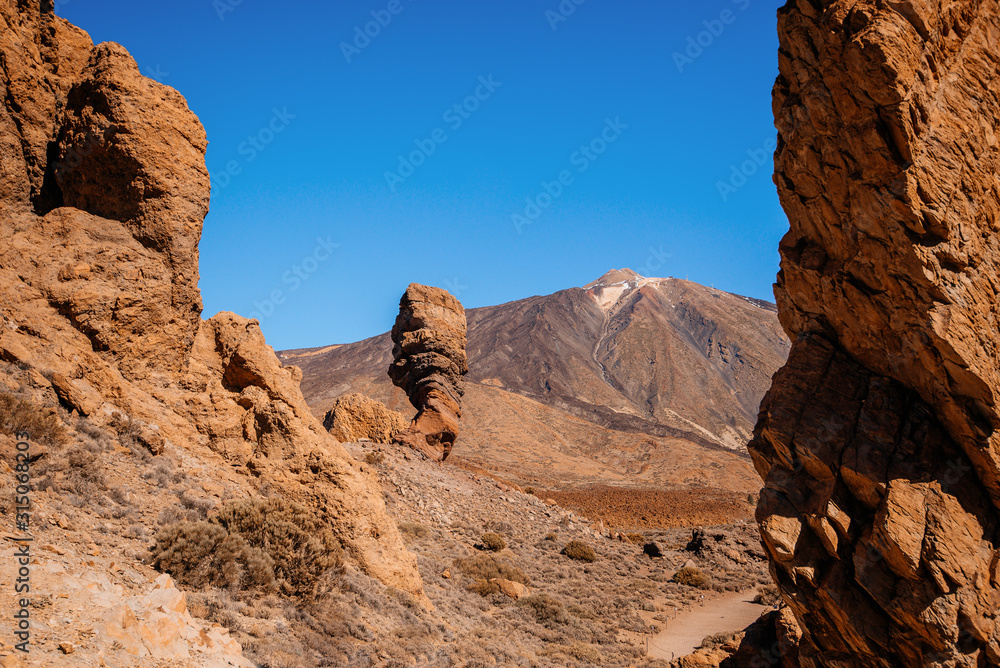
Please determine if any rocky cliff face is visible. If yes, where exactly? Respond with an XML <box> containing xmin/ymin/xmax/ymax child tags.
<box><xmin>0</xmin><ymin>0</ymin><xmax>422</xmax><ymax>606</ymax></box>
<box><xmin>388</xmin><ymin>284</ymin><xmax>468</xmax><ymax>462</ymax></box>
<box><xmin>752</xmin><ymin>1</ymin><xmax>1000</xmax><ymax>666</ymax></box>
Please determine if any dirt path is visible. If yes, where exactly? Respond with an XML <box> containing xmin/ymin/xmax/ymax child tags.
<box><xmin>647</xmin><ymin>590</ymin><xmax>766</xmax><ymax>661</ymax></box>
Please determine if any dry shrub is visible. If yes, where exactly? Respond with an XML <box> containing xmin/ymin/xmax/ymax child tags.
<box><xmin>673</xmin><ymin>566</ymin><xmax>711</xmax><ymax>589</ymax></box>
<box><xmin>0</xmin><ymin>392</ymin><xmax>65</xmax><ymax>445</ymax></box>
<box><xmin>109</xmin><ymin>411</ymin><xmax>142</xmax><ymax>444</ymax></box>
<box><xmin>454</xmin><ymin>553</ymin><xmax>529</xmax><ymax>596</ymax></box>
<box><xmin>153</xmin><ymin>498</ymin><xmax>342</xmax><ymax>597</ymax></box>
<box><xmin>480</xmin><ymin>532</ymin><xmax>506</xmax><ymax>552</ymax></box>
<box><xmin>397</xmin><ymin>522</ymin><xmax>430</xmax><ymax>539</ymax></box>
<box><xmin>152</xmin><ymin>521</ymin><xmax>276</xmax><ymax>592</ymax></box>
<box><xmin>565</xmin><ymin>642</ymin><xmax>602</xmax><ymax>663</ymax></box>
<box><xmin>364</xmin><ymin>451</ymin><xmax>385</xmax><ymax>466</ymax></box>
<box><xmin>701</xmin><ymin>630</ymin><xmax>740</xmax><ymax>648</ymax></box>
<box><xmin>212</xmin><ymin>498</ymin><xmax>343</xmax><ymax>595</ymax></box>
<box><xmin>754</xmin><ymin>584</ymin><xmax>781</xmax><ymax>606</ymax></box>
<box><xmin>467</xmin><ymin>579</ymin><xmax>500</xmax><ymax>597</ymax></box>
<box><xmin>561</xmin><ymin>540</ymin><xmax>596</xmax><ymax>562</ymax></box>
<box><xmin>518</xmin><ymin>594</ymin><xmax>568</xmax><ymax>625</ymax></box>
<box><xmin>37</xmin><ymin>443</ymin><xmax>107</xmax><ymax>495</ymax></box>
<box><xmin>625</xmin><ymin>533</ymin><xmax>645</xmax><ymax>545</ymax></box>
<box><xmin>243</xmin><ymin>631</ymin><xmax>312</xmax><ymax>668</ymax></box>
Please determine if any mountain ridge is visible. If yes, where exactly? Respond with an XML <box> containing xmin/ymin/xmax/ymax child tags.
<box><xmin>283</xmin><ymin>270</ymin><xmax>789</xmax><ymax>492</ymax></box>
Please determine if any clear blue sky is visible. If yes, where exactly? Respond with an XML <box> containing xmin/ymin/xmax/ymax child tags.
<box><xmin>60</xmin><ymin>0</ymin><xmax>788</xmax><ymax>350</ymax></box>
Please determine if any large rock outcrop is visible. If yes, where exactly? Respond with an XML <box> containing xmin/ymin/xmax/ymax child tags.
<box><xmin>0</xmin><ymin>0</ymin><xmax>423</xmax><ymax>612</ymax></box>
<box><xmin>388</xmin><ymin>284</ymin><xmax>468</xmax><ymax>461</ymax></box>
<box><xmin>323</xmin><ymin>393</ymin><xmax>408</xmax><ymax>444</ymax></box>
<box><xmin>751</xmin><ymin>1</ymin><xmax>1000</xmax><ymax>666</ymax></box>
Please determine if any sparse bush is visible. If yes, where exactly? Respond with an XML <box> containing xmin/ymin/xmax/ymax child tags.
<box><xmin>158</xmin><ymin>505</ymin><xmax>199</xmax><ymax>525</ymax></box>
<box><xmin>453</xmin><ymin>553</ymin><xmax>530</xmax><ymax>592</ymax></box>
<box><xmin>179</xmin><ymin>488</ymin><xmax>216</xmax><ymax>518</ymax></box>
<box><xmin>701</xmin><ymin>630</ymin><xmax>740</xmax><ymax>648</ymax></box>
<box><xmin>212</xmin><ymin>498</ymin><xmax>343</xmax><ymax>596</ymax></box>
<box><xmin>754</xmin><ymin>584</ymin><xmax>781</xmax><ymax>606</ymax></box>
<box><xmin>483</xmin><ymin>520</ymin><xmax>513</xmax><ymax>535</ymax></box>
<box><xmin>364</xmin><ymin>451</ymin><xmax>385</xmax><ymax>466</ymax></box>
<box><xmin>518</xmin><ymin>594</ymin><xmax>568</xmax><ymax>625</ymax></box>
<box><xmin>524</xmin><ymin>486</ymin><xmax>536</xmax><ymax>495</ymax></box>
<box><xmin>397</xmin><ymin>522</ymin><xmax>429</xmax><ymax>539</ymax></box>
<box><xmin>480</xmin><ymin>532</ymin><xmax>506</xmax><ymax>552</ymax></box>
<box><xmin>566</xmin><ymin>642</ymin><xmax>602</xmax><ymax>663</ymax></box>
<box><xmin>152</xmin><ymin>521</ymin><xmax>276</xmax><ymax>592</ymax></box>
<box><xmin>37</xmin><ymin>443</ymin><xmax>107</xmax><ymax>495</ymax></box>
<box><xmin>0</xmin><ymin>392</ymin><xmax>65</xmax><ymax>445</ymax></box>
<box><xmin>673</xmin><ymin>566</ymin><xmax>711</xmax><ymax>589</ymax></box>
<box><xmin>109</xmin><ymin>411</ymin><xmax>142</xmax><ymax>442</ymax></box>
<box><xmin>625</xmin><ymin>533</ymin><xmax>645</xmax><ymax>545</ymax></box>
<box><xmin>148</xmin><ymin>460</ymin><xmax>174</xmax><ymax>488</ymax></box>
<box><xmin>561</xmin><ymin>541</ymin><xmax>596</xmax><ymax>562</ymax></box>
<box><xmin>467</xmin><ymin>579</ymin><xmax>500</xmax><ymax>597</ymax></box>
<box><xmin>109</xmin><ymin>485</ymin><xmax>133</xmax><ymax>507</ymax></box>
<box><xmin>544</xmin><ymin>532</ymin><xmax>557</xmax><ymax>542</ymax></box>
<box><xmin>153</xmin><ymin>498</ymin><xmax>342</xmax><ymax>597</ymax></box>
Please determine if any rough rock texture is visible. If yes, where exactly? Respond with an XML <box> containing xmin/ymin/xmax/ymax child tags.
<box><xmin>725</xmin><ymin>607</ymin><xmax>801</xmax><ymax>668</ymax></box>
<box><xmin>0</xmin><ymin>0</ymin><xmax>423</xmax><ymax>621</ymax></box>
<box><xmin>388</xmin><ymin>284</ymin><xmax>468</xmax><ymax>461</ymax></box>
<box><xmin>322</xmin><ymin>392</ymin><xmax>408</xmax><ymax>444</ymax></box>
<box><xmin>751</xmin><ymin>1</ymin><xmax>1000</xmax><ymax>666</ymax></box>
<box><xmin>97</xmin><ymin>574</ymin><xmax>250</xmax><ymax>665</ymax></box>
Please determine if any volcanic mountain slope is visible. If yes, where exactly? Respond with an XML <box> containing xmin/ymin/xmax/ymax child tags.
<box><xmin>284</xmin><ymin>270</ymin><xmax>789</xmax><ymax>493</ymax></box>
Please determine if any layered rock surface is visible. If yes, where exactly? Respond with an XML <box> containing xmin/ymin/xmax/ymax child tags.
<box><xmin>0</xmin><ymin>0</ymin><xmax>423</xmax><ymax>627</ymax></box>
<box><xmin>752</xmin><ymin>1</ymin><xmax>1000</xmax><ymax>666</ymax></box>
<box><xmin>388</xmin><ymin>284</ymin><xmax>468</xmax><ymax>461</ymax></box>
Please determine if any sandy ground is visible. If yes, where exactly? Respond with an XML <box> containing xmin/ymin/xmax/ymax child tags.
<box><xmin>646</xmin><ymin>590</ymin><xmax>767</xmax><ymax>661</ymax></box>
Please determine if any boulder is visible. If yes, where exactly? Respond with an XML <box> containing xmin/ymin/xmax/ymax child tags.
<box><xmin>684</xmin><ymin>528</ymin><xmax>706</xmax><ymax>555</ymax></box>
<box><xmin>490</xmin><ymin>578</ymin><xmax>530</xmax><ymax>600</ymax></box>
<box><xmin>642</xmin><ymin>541</ymin><xmax>663</xmax><ymax>558</ymax></box>
<box><xmin>323</xmin><ymin>393</ymin><xmax>408</xmax><ymax>444</ymax></box>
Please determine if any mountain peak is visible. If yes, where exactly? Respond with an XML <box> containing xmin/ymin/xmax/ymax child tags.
<box><xmin>584</xmin><ymin>268</ymin><xmax>644</xmax><ymax>289</ymax></box>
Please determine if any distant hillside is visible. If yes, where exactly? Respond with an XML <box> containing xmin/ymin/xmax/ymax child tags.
<box><xmin>282</xmin><ymin>270</ymin><xmax>789</xmax><ymax>492</ymax></box>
